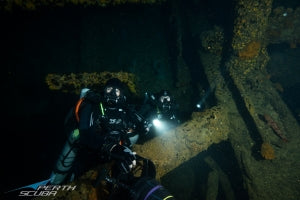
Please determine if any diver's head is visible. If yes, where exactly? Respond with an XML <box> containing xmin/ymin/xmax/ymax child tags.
<box><xmin>103</xmin><ymin>78</ymin><xmax>126</xmax><ymax>106</ymax></box>
<box><xmin>158</xmin><ymin>90</ymin><xmax>172</xmax><ymax>112</ymax></box>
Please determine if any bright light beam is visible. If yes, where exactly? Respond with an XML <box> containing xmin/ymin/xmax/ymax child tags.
<box><xmin>152</xmin><ymin>119</ymin><xmax>163</xmax><ymax>129</ymax></box>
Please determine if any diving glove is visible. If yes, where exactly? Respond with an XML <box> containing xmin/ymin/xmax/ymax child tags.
<box><xmin>109</xmin><ymin>144</ymin><xmax>137</xmax><ymax>173</ymax></box>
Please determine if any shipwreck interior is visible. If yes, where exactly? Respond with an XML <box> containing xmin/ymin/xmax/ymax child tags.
<box><xmin>1</xmin><ymin>0</ymin><xmax>300</xmax><ymax>200</ymax></box>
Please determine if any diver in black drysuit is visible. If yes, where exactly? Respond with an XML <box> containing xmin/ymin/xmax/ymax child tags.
<box><xmin>49</xmin><ymin>78</ymin><xmax>177</xmax><ymax>200</ymax></box>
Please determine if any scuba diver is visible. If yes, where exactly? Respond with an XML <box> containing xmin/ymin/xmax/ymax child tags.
<box><xmin>138</xmin><ymin>90</ymin><xmax>180</xmax><ymax>140</ymax></box>
<box><xmin>50</xmin><ymin>78</ymin><xmax>176</xmax><ymax>200</ymax></box>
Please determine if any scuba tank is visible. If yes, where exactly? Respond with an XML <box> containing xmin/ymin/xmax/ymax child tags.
<box><xmin>50</xmin><ymin>129</ymin><xmax>79</xmax><ymax>184</ymax></box>
<box><xmin>50</xmin><ymin>88</ymin><xmax>90</xmax><ymax>184</ymax></box>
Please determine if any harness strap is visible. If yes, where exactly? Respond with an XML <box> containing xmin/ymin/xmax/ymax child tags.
<box><xmin>99</xmin><ymin>102</ymin><xmax>105</xmax><ymax>116</ymax></box>
<box><xmin>75</xmin><ymin>98</ymin><xmax>85</xmax><ymax>122</ymax></box>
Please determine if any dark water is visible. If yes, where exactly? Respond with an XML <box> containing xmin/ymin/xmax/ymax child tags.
<box><xmin>1</xmin><ymin>0</ymin><xmax>299</xmax><ymax>199</ymax></box>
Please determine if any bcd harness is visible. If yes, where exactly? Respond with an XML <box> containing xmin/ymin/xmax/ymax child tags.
<box><xmin>74</xmin><ymin>97</ymin><xmax>138</xmax><ymax>146</ymax></box>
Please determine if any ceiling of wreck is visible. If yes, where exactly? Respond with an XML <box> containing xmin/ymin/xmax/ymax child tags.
<box><xmin>0</xmin><ymin>0</ymin><xmax>167</xmax><ymax>11</ymax></box>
